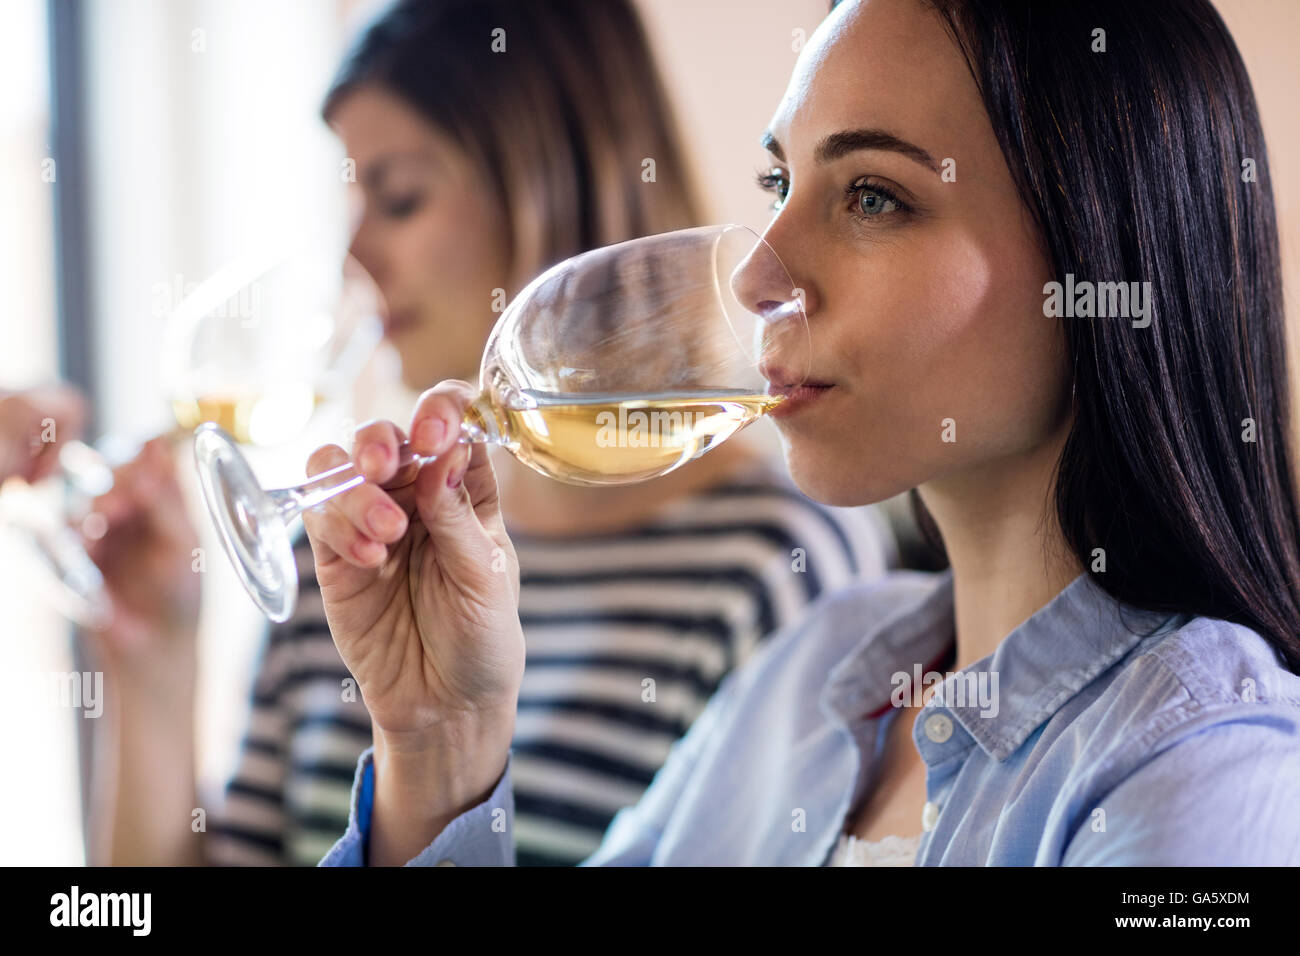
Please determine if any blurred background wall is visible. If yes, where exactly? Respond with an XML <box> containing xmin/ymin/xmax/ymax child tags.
<box><xmin>0</xmin><ymin>0</ymin><xmax>1295</xmax><ymax>864</ymax></box>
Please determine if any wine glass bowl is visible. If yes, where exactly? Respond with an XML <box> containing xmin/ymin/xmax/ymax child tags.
<box><xmin>165</xmin><ymin>250</ymin><xmax>381</xmax><ymax>447</ymax></box>
<box><xmin>474</xmin><ymin>223</ymin><xmax>809</xmax><ymax>484</ymax></box>
<box><xmin>195</xmin><ymin>223</ymin><xmax>808</xmax><ymax>621</ymax></box>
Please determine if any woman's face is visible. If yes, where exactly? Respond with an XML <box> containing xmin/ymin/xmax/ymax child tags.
<box><xmin>747</xmin><ymin>0</ymin><xmax>1069</xmax><ymax>506</ymax></box>
<box><xmin>329</xmin><ymin>85</ymin><xmax>512</xmax><ymax>391</ymax></box>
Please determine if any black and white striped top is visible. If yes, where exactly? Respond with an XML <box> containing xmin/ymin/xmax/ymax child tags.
<box><xmin>204</xmin><ymin>458</ymin><xmax>898</xmax><ymax>865</ymax></box>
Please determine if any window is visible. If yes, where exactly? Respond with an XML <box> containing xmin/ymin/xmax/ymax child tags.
<box><xmin>0</xmin><ymin>0</ymin><xmax>83</xmax><ymax>866</ymax></box>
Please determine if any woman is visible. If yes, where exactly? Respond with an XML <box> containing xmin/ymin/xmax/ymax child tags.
<box><xmin>312</xmin><ymin>0</ymin><xmax>1300</xmax><ymax>867</ymax></box>
<box><xmin>85</xmin><ymin>0</ymin><xmax>894</xmax><ymax>867</ymax></box>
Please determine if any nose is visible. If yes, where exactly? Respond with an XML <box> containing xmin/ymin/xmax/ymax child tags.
<box><xmin>726</xmin><ymin>221</ymin><xmax>814</xmax><ymax>386</ymax></box>
<box><xmin>346</xmin><ymin>212</ymin><xmax>383</xmax><ymax>289</ymax></box>
<box><xmin>728</xmin><ymin>222</ymin><xmax>817</xmax><ymax>321</ymax></box>
<box><xmin>341</xmin><ymin>251</ymin><xmax>372</xmax><ymax>290</ymax></box>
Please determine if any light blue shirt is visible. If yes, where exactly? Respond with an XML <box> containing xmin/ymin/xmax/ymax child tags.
<box><xmin>320</xmin><ymin>567</ymin><xmax>1300</xmax><ymax>865</ymax></box>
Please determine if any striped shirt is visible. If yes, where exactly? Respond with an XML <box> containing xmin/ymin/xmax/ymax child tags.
<box><xmin>205</xmin><ymin>458</ymin><xmax>898</xmax><ymax>865</ymax></box>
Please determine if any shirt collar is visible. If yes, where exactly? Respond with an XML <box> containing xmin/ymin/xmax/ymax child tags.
<box><xmin>820</xmin><ymin>567</ymin><xmax>1181</xmax><ymax>762</ymax></box>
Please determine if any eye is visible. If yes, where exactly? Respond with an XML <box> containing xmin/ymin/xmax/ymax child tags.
<box><xmin>755</xmin><ymin>167</ymin><xmax>790</xmax><ymax>211</ymax></box>
<box><xmin>846</xmin><ymin>177</ymin><xmax>907</xmax><ymax>220</ymax></box>
<box><xmin>380</xmin><ymin>194</ymin><xmax>423</xmax><ymax>219</ymax></box>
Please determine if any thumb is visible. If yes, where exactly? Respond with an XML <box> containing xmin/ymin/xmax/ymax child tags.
<box><xmin>410</xmin><ymin>441</ymin><xmax>501</xmax><ymax>569</ymax></box>
<box><xmin>137</xmin><ymin>446</ymin><xmax>196</xmax><ymax>548</ymax></box>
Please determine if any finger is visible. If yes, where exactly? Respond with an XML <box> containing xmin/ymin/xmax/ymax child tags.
<box><xmin>80</xmin><ymin>463</ymin><xmax>149</xmax><ymax>554</ymax></box>
<box><xmin>132</xmin><ymin>447</ymin><xmax>198</xmax><ymax>547</ymax></box>
<box><xmin>351</xmin><ymin>420</ymin><xmax>407</xmax><ymax>485</ymax></box>
<box><xmin>305</xmin><ymin>441</ymin><xmax>355</xmax><ymax>481</ymax></box>
<box><xmin>304</xmin><ymin>437</ymin><xmax>406</xmax><ymax>539</ymax></box>
<box><xmin>136</xmin><ymin>434</ymin><xmax>184</xmax><ymax>497</ymax></box>
<box><xmin>304</xmin><ymin>499</ymin><xmax>390</xmax><ymax>569</ymax></box>
<box><xmin>409</xmin><ymin>380</ymin><xmax>477</xmax><ymax>457</ymax></box>
<box><xmin>21</xmin><ymin>387</ymin><xmax>88</xmax><ymax>479</ymax></box>
<box><xmin>140</xmin><ymin>434</ymin><xmax>174</xmax><ymax>474</ymax></box>
<box><xmin>410</xmin><ymin>442</ymin><xmax>500</xmax><ymax>574</ymax></box>
<box><xmin>50</xmin><ymin>388</ymin><xmax>86</xmax><ymax>444</ymax></box>
<box><xmin>88</xmin><ymin>455</ymin><xmax>143</xmax><ymax>527</ymax></box>
<box><xmin>301</xmin><ymin>444</ymin><xmax>350</xmax><ymax>564</ymax></box>
<box><xmin>302</xmin><ymin>443</ymin><xmax>392</xmax><ymax>568</ymax></box>
<box><xmin>457</xmin><ymin>435</ymin><xmax>502</xmax><ymax>520</ymax></box>
<box><xmin>35</xmin><ymin>385</ymin><xmax>87</xmax><ymax>435</ymax></box>
<box><xmin>22</xmin><ymin>385</ymin><xmax>86</xmax><ymax>444</ymax></box>
<box><xmin>412</xmin><ymin>380</ymin><xmax>503</xmax><ymax>526</ymax></box>
<box><xmin>25</xmin><ymin>445</ymin><xmax>62</xmax><ymax>484</ymax></box>
<box><xmin>80</xmin><ymin>455</ymin><xmax>146</xmax><ymax>565</ymax></box>
<box><xmin>319</xmin><ymin>463</ymin><xmax>409</xmax><ymax>546</ymax></box>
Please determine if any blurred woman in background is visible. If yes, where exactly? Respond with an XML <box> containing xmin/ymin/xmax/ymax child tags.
<box><xmin>85</xmin><ymin>0</ymin><xmax>896</xmax><ymax>867</ymax></box>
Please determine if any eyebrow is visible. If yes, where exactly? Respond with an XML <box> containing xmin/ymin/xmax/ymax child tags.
<box><xmin>362</xmin><ymin>150</ymin><xmax>439</xmax><ymax>189</ymax></box>
<box><xmin>760</xmin><ymin>128</ymin><xmax>940</xmax><ymax>173</ymax></box>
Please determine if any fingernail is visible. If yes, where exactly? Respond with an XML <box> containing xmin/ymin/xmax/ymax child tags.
<box><xmin>415</xmin><ymin>418</ymin><xmax>445</xmax><ymax>452</ymax></box>
<box><xmin>81</xmin><ymin>512</ymin><xmax>109</xmax><ymax>541</ymax></box>
<box><xmin>447</xmin><ymin>459</ymin><xmax>467</xmax><ymax>488</ymax></box>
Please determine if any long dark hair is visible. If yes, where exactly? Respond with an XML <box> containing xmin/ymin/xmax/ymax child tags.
<box><xmin>833</xmin><ymin>0</ymin><xmax>1300</xmax><ymax>672</ymax></box>
<box><xmin>323</xmin><ymin>0</ymin><xmax>703</xmax><ymax>288</ymax></box>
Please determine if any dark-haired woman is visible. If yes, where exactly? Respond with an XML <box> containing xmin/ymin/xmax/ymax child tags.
<box><xmin>313</xmin><ymin>0</ymin><xmax>1300</xmax><ymax>866</ymax></box>
<box><xmin>82</xmin><ymin>0</ymin><xmax>894</xmax><ymax>867</ymax></box>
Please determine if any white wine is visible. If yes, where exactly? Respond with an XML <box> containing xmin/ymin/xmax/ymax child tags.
<box><xmin>172</xmin><ymin>386</ymin><xmax>323</xmax><ymax>446</ymax></box>
<box><xmin>478</xmin><ymin>389</ymin><xmax>784</xmax><ymax>485</ymax></box>
<box><xmin>172</xmin><ymin>394</ymin><xmax>259</xmax><ymax>444</ymax></box>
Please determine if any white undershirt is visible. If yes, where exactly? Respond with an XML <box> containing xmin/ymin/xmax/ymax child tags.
<box><xmin>827</xmin><ymin>832</ymin><xmax>923</xmax><ymax>866</ymax></box>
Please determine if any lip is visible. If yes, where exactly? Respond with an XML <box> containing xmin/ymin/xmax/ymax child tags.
<box><xmin>765</xmin><ymin>380</ymin><xmax>835</xmax><ymax>419</ymax></box>
<box><xmin>382</xmin><ymin>309</ymin><xmax>420</xmax><ymax>337</ymax></box>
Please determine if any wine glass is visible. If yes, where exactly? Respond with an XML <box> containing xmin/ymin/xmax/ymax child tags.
<box><xmin>0</xmin><ymin>251</ymin><xmax>381</xmax><ymax>629</ymax></box>
<box><xmin>0</xmin><ymin>440</ymin><xmax>116</xmax><ymax>628</ymax></box>
<box><xmin>193</xmin><ymin>223</ymin><xmax>811</xmax><ymax>622</ymax></box>
<box><xmin>165</xmin><ymin>250</ymin><xmax>382</xmax><ymax>447</ymax></box>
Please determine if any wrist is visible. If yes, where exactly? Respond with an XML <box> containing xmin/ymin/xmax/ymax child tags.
<box><xmin>369</xmin><ymin>712</ymin><xmax>513</xmax><ymax>864</ymax></box>
<box><xmin>373</xmin><ymin>711</ymin><xmax>512</xmax><ymax>806</ymax></box>
<box><xmin>99</xmin><ymin>639</ymin><xmax>199</xmax><ymax>706</ymax></box>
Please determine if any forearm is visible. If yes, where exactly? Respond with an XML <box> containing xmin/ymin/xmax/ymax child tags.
<box><xmin>369</xmin><ymin>712</ymin><xmax>514</xmax><ymax>866</ymax></box>
<box><xmin>88</xmin><ymin>650</ymin><xmax>201</xmax><ymax>866</ymax></box>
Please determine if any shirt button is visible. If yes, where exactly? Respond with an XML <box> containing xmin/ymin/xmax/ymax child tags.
<box><xmin>922</xmin><ymin>801</ymin><xmax>941</xmax><ymax>832</ymax></box>
<box><xmin>924</xmin><ymin>713</ymin><xmax>953</xmax><ymax>743</ymax></box>
<box><xmin>434</xmin><ymin>860</ymin><xmax>457</xmax><ymax>867</ymax></box>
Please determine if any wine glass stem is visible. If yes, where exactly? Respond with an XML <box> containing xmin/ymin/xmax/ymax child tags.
<box><xmin>266</xmin><ymin>414</ymin><xmax>495</xmax><ymax>523</ymax></box>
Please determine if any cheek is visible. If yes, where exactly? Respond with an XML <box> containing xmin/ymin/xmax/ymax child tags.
<box><xmin>786</xmin><ymin>226</ymin><xmax>1064</xmax><ymax>504</ymax></box>
<box><xmin>377</xmin><ymin>200</ymin><xmax>511</xmax><ymax>389</ymax></box>
<box><xmin>881</xmin><ymin>229</ymin><xmax>1063</xmax><ymax>450</ymax></box>
<box><xmin>403</xmin><ymin>199</ymin><xmax>510</xmax><ymax>312</ymax></box>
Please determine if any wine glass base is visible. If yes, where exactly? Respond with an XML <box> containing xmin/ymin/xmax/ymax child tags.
<box><xmin>193</xmin><ymin>423</ymin><xmax>297</xmax><ymax>622</ymax></box>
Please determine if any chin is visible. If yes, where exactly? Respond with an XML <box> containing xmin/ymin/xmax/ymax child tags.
<box><xmin>392</xmin><ymin>349</ymin><xmax>436</xmax><ymax>391</ymax></box>
<box><xmin>398</xmin><ymin>360</ymin><xmax>478</xmax><ymax>394</ymax></box>
<box><xmin>398</xmin><ymin>366</ymin><xmax>428</xmax><ymax>393</ymax></box>
<box><xmin>778</xmin><ymin>439</ymin><xmax>898</xmax><ymax>508</ymax></box>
